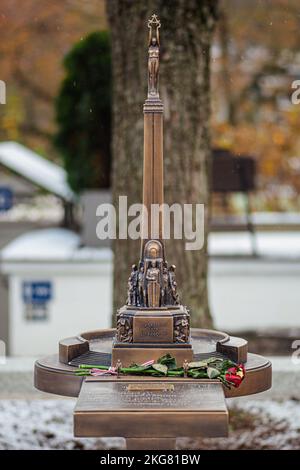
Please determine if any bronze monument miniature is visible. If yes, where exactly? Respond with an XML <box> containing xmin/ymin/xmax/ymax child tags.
<box><xmin>112</xmin><ymin>14</ymin><xmax>193</xmax><ymax>366</ymax></box>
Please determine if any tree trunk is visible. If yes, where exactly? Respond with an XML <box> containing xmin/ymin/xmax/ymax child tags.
<box><xmin>218</xmin><ymin>3</ymin><xmax>236</xmax><ymax>125</ymax></box>
<box><xmin>107</xmin><ymin>0</ymin><xmax>218</xmax><ymax>328</ymax></box>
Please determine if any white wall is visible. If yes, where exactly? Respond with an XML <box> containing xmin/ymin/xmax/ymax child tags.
<box><xmin>209</xmin><ymin>259</ymin><xmax>300</xmax><ymax>332</ymax></box>
<box><xmin>8</xmin><ymin>261</ymin><xmax>112</xmax><ymax>356</ymax></box>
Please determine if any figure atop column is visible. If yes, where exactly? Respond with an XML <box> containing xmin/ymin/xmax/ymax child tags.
<box><xmin>147</xmin><ymin>14</ymin><xmax>161</xmax><ymax>98</ymax></box>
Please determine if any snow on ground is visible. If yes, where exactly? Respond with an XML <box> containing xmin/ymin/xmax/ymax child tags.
<box><xmin>182</xmin><ymin>399</ymin><xmax>300</xmax><ymax>450</ymax></box>
<box><xmin>0</xmin><ymin>399</ymin><xmax>124</xmax><ymax>450</ymax></box>
<box><xmin>0</xmin><ymin>399</ymin><xmax>299</xmax><ymax>450</ymax></box>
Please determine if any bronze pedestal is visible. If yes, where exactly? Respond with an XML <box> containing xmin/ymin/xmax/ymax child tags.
<box><xmin>112</xmin><ymin>304</ymin><xmax>193</xmax><ymax>366</ymax></box>
<box><xmin>35</xmin><ymin>328</ymin><xmax>272</xmax><ymax>449</ymax></box>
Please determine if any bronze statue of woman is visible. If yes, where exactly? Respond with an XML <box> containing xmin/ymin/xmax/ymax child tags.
<box><xmin>146</xmin><ymin>260</ymin><xmax>161</xmax><ymax>307</ymax></box>
<box><xmin>147</xmin><ymin>14</ymin><xmax>161</xmax><ymax>97</ymax></box>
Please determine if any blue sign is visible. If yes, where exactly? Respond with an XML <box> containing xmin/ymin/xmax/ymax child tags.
<box><xmin>0</xmin><ymin>186</ymin><xmax>13</xmax><ymax>212</ymax></box>
<box><xmin>23</xmin><ymin>281</ymin><xmax>53</xmax><ymax>305</ymax></box>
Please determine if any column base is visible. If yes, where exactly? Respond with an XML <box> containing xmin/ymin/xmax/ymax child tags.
<box><xmin>112</xmin><ymin>343</ymin><xmax>193</xmax><ymax>368</ymax></box>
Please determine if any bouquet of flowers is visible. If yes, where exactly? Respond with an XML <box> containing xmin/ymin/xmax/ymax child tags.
<box><xmin>75</xmin><ymin>354</ymin><xmax>245</xmax><ymax>389</ymax></box>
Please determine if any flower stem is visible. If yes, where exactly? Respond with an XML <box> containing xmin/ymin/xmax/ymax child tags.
<box><xmin>78</xmin><ymin>364</ymin><xmax>109</xmax><ymax>370</ymax></box>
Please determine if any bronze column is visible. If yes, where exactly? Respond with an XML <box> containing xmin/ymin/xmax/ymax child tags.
<box><xmin>141</xmin><ymin>15</ymin><xmax>164</xmax><ymax>252</ymax></box>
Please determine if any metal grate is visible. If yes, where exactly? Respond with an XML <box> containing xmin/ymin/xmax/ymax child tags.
<box><xmin>69</xmin><ymin>350</ymin><xmax>226</xmax><ymax>367</ymax></box>
<box><xmin>193</xmin><ymin>351</ymin><xmax>225</xmax><ymax>361</ymax></box>
<box><xmin>69</xmin><ymin>351</ymin><xmax>112</xmax><ymax>367</ymax></box>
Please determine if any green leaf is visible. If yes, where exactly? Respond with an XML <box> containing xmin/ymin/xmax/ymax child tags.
<box><xmin>167</xmin><ymin>370</ymin><xmax>184</xmax><ymax>377</ymax></box>
<box><xmin>220</xmin><ymin>359</ymin><xmax>237</xmax><ymax>370</ymax></box>
<box><xmin>152</xmin><ymin>363</ymin><xmax>168</xmax><ymax>375</ymax></box>
<box><xmin>207</xmin><ymin>367</ymin><xmax>220</xmax><ymax>379</ymax></box>
<box><xmin>189</xmin><ymin>370</ymin><xmax>208</xmax><ymax>379</ymax></box>
<box><xmin>188</xmin><ymin>361</ymin><xmax>208</xmax><ymax>369</ymax></box>
<box><xmin>158</xmin><ymin>354</ymin><xmax>177</xmax><ymax>370</ymax></box>
<box><xmin>206</xmin><ymin>357</ymin><xmax>223</xmax><ymax>364</ymax></box>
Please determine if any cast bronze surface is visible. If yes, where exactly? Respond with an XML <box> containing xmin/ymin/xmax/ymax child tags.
<box><xmin>133</xmin><ymin>315</ymin><xmax>174</xmax><ymax>343</ymax></box>
<box><xmin>115</xmin><ymin>305</ymin><xmax>191</xmax><ymax>345</ymax></box>
<box><xmin>115</xmin><ymin>16</ymin><xmax>191</xmax><ymax>354</ymax></box>
<box><xmin>74</xmin><ymin>380</ymin><xmax>228</xmax><ymax>438</ymax></box>
<box><xmin>59</xmin><ymin>336</ymin><xmax>89</xmax><ymax>364</ymax></box>
<box><xmin>125</xmin><ymin>242</ymin><xmax>181</xmax><ymax>309</ymax></box>
<box><xmin>126</xmin><ymin>383</ymin><xmax>175</xmax><ymax>392</ymax></box>
<box><xmin>111</xmin><ymin>345</ymin><xmax>194</xmax><ymax>368</ymax></box>
<box><xmin>79</xmin><ymin>327</ymin><xmax>229</xmax><ymax>349</ymax></box>
<box><xmin>34</xmin><ymin>352</ymin><xmax>271</xmax><ymax>399</ymax></box>
<box><xmin>217</xmin><ymin>335</ymin><xmax>248</xmax><ymax>363</ymax></box>
<box><xmin>75</xmin><ymin>380</ymin><xmax>227</xmax><ymax>412</ymax></box>
<box><xmin>60</xmin><ymin>328</ymin><xmax>229</xmax><ymax>364</ymax></box>
<box><xmin>147</xmin><ymin>14</ymin><xmax>161</xmax><ymax>99</ymax></box>
<box><xmin>35</xmin><ymin>328</ymin><xmax>271</xmax><ymax>399</ymax></box>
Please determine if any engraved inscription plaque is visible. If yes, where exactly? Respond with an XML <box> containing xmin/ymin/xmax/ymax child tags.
<box><xmin>127</xmin><ymin>383</ymin><xmax>175</xmax><ymax>392</ymax></box>
<box><xmin>75</xmin><ymin>380</ymin><xmax>227</xmax><ymax>412</ymax></box>
<box><xmin>74</xmin><ymin>380</ymin><xmax>229</xmax><ymax>438</ymax></box>
<box><xmin>133</xmin><ymin>316</ymin><xmax>173</xmax><ymax>343</ymax></box>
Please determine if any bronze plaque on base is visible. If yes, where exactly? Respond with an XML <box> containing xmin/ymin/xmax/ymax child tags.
<box><xmin>74</xmin><ymin>379</ymin><xmax>228</xmax><ymax>438</ymax></box>
<box><xmin>133</xmin><ymin>315</ymin><xmax>173</xmax><ymax>343</ymax></box>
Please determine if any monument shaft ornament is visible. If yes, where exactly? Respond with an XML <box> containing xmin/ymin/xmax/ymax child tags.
<box><xmin>112</xmin><ymin>14</ymin><xmax>193</xmax><ymax>367</ymax></box>
<box><xmin>34</xmin><ymin>15</ymin><xmax>272</xmax><ymax>451</ymax></box>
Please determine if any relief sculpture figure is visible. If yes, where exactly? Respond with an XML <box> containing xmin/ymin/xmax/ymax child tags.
<box><xmin>137</xmin><ymin>264</ymin><xmax>145</xmax><ymax>306</ymax></box>
<box><xmin>127</xmin><ymin>264</ymin><xmax>138</xmax><ymax>306</ymax></box>
<box><xmin>161</xmin><ymin>262</ymin><xmax>169</xmax><ymax>305</ymax></box>
<box><xmin>169</xmin><ymin>264</ymin><xmax>180</xmax><ymax>305</ymax></box>
<box><xmin>146</xmin><ymin>260</ymin><xmax>161</xmax><ymax>307</ymax></box>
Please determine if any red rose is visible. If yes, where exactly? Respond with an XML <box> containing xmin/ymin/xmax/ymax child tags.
<box><xmin>227</xmin><ymin>366</ymin><xmax>238</xmax><ymax>374</ymax></box>
<box><xmin>237</xmin><ymin>363</ymin><xmax>245</xmax><ymax>377</ymax></box>
<box><xmin>225</xmin><ymin>372</ymin><xmax>242</xmax><ymax>387</ymax></box>
<box><xmin>225</xmin><ymin>363</ymin><xmax>245</xmax><ymax>388</ymax></box>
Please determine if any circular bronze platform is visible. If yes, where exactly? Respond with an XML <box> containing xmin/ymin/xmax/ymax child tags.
<box><xmin>34</xmin><ymin>328</ymin><xmax>271</xmax><ymax>399</ymax></box>
<box><xmin>79</xmin><ymin>327</ymin><xmax>229</xmax><ymax>354</ymax></box>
